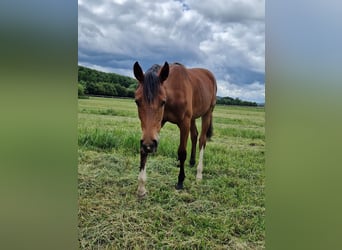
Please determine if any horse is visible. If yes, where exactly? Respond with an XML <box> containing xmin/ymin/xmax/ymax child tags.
<box><xmin>133</xmin><ymin>61</ymin><xmax>217</xmax><ymax>197</ymax></box>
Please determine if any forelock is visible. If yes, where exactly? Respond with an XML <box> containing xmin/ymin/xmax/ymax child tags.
<box><xmin>143</xmin><ymin>72</ymin><xmax>160</xmax><ymax>103</ymax></box>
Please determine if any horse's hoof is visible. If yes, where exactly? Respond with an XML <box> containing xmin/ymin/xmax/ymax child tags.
<box><xmin>175</xmin><ymin>183</ymin><xmax>183</xmax><ymax>190</ymax></box>
<box><xmin>137</xmin><ymin>188</ymin><xmax>147</xmax><ymax>198</ymax></box>
<box><xmin>137</xmin><ymin>192</ymin><xmax>147</xmax><ymax>199</ymax></box>
<box><xmin>189</xmin><ymin>160</ymin><xmax>196</xmax><ymax>167</ymax></box>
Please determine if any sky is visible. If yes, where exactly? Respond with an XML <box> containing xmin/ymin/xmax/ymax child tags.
<box><xmin>78</xmin><ymin>0</ymin><xmax>265</xmax><ymax>103</ymax></box>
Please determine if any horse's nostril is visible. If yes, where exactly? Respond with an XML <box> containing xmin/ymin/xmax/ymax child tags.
<box><xmin>141</xmin><ymin>140</ymin><xmax>158</xmax><ymax>153</ymax></box>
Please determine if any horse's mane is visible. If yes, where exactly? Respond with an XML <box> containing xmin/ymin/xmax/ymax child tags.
<box><xmin>143</xmin><ymin>63</ymin><xmax>186</xmax><ymax>103</ymax></box>
<box><xmin>144</xmin><ymin>64</ymin><xmax>161</xmax><ymax>103</ymax></box>
<box><xmin>172</xmin><ymin>62</ymin><xmax>184</xmax><ymax>66</ymax></box>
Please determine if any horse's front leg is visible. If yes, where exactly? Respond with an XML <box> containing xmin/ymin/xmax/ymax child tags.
<box><xmin>190</xmin><ymin>119</ymin><xmax>198</xmax><ymax>166</ymax></box>
<box><xmin>137</xmin><ymin>150</ymin><xmax>148</xmax><ymax>197</ymax></box>
<box><xmin>176</xmin><ymin>118</ymin><xmax>190</xmax><ymax>190</ymax></box>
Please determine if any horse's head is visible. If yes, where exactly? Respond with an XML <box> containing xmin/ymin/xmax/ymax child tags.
<box><xmin>133</xmin><ymin>61</ymin><xmax>169</xmax><ymax>154</ymax></box>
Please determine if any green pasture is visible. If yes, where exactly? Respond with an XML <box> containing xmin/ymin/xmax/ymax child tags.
<box><xmin>78</xmin><ymin>97</ymin><xmax>265</xmax><ymax>249</ymax></box>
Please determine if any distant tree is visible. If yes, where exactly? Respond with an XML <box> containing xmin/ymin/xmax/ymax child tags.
<box><xmin>126</xmin><ymin>88</ymin><xmax>136</xmax><ymax>98</ymax></box>
<box><xmin>78</xmin><ymin>65</ymin><xmax>139</xmax><ymax>98</ymax></box>
<box><xmin>78</xmin><ymin>83</ymin><xmax>85</xmax><ymax>97</ymax></box>
<box><xmin>79</xmin><ymin>80</ymin><xmax>87</xmax><ymax>86</ymax></box>
<box><xmin>216</xmin><ymin>96</ymin><xmax>257</xmax><ymax>106</ymax></box>
<box><xmin>129</xmin><ymin>83</ymin><xmax>138</xmax><ymax>90</ymax></box>
<box><xmin>96</xmin><ymin>82</ymin><xmax>117</xmax><ymax>96</ymax></box>
<box><xmin>84</xmin><ymin>82</ymin><xmax>97</xmax><ymax>95</ymax></box>
<box><xmin>95</xmin><ymin>83</ymin><xmax>106</xmax><ymax>95</ymax></box>
<box><xmin>115</xmin><ymin>84</ymin><xmax>127</xmax><ymax>97</ymax></box>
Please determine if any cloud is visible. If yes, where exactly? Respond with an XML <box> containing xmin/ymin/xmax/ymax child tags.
<box><xmin>186</xmin><ymin>0</ymin><xmax>264</xmax><ymax>22</ymax></box>
<box><xmin>217</xmin><ymin>80</ymin><xmax>265</xmax><ymax>103</ymax></box>
<box><xmin>78</xmin><ymin>0</ymin><xmax>265</xmax><ymax>102</ymax></box>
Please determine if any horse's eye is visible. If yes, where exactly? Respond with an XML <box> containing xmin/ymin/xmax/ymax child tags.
<box><xmin>135</xmin><ymin>100</ymin><xmax>140</xmax><ymax>107</ymax></box>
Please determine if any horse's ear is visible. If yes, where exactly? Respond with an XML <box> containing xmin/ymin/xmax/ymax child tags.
<box><xmin>133</xmin><ymin>61</ymin><xmax>144</xmax><ymax>83</ymax></box>
<box><xmin>159</xmin><ymin>61</ymin><xmax>169</xmax><ymax>83</ymax></box>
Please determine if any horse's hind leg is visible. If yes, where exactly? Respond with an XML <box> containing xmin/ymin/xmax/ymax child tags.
<box><xmin>190</xmin><ymin>119</ymin><xmax>198</xmax><ymax>166</ymax></box>
<box><xmin>196</xmin><ymin>112</ymin><xmax>212</xmax><ymax>180</ymax></box>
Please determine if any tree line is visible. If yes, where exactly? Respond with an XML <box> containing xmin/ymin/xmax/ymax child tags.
<box><xmin>78</xmin><ymin>65</ymin><xmax>137</xmax><ymax>98</ymax></box>
<box><xmin>216</xmin><ymin>96</ymin><xmax>258</xmax><ymax>106</ymax></box>
<box><xmin>78</xmin><ymin>65</ymin><xmax>259</xmax><ymax>106</ymax></box>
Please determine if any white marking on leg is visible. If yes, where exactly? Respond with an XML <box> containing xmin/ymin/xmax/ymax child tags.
<box><xmin>196</xmin><ymin>147</ymin><xmax>204</xmax><ymax>180</ymax></box>
<box><xmin>137</xmin><ymin>168</ymin><xmax>147</xmax><ymax>196</ymax></box>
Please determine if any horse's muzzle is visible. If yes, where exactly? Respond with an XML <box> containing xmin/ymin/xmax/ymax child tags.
<box><xmin>140</xmin><ymin>139</ymin><xmax>158</xmax><ymax>154</ymax></box>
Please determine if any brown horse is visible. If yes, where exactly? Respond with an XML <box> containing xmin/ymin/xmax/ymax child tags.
<box><xmin>133</xmin><ymin>61</ymin><xmax>217</xmax><ymax>197</ymax></box>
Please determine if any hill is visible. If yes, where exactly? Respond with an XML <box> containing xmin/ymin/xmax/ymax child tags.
<box><xmin>78</xmin><ymin>65</ymin><xmax>258</xmax><ymax>106</ymax></box>
<box><xmin>78</xmin><ymin>65</ymin><xmax>137</xmax><ymax>98</ymax></box>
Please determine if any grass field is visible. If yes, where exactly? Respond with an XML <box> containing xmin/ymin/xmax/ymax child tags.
<box><xmin>78</xmin><ymin>97</ymin><xmax>265</xmax><ymax>249</ymax></box>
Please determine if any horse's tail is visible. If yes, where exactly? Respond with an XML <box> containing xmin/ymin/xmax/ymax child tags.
<box><xmin>206</xmin><ymin>112</ymin><xmax>214</xmax><ymax>140</ymax></box>
<box><xmin>207</xmin><ymin>75</ymin><xmax>217</xmax><ymax>141</ymax></box>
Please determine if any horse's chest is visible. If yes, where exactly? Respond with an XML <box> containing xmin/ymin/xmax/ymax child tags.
<box><xmin>164</xmin><ymin>102</ymin><xmax>189</xmax><ymax>124</ymax></box>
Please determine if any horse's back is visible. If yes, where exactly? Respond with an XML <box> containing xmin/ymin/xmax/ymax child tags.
<box><xmin>187</xmin><ymin>68</ymin><xmax>217</xmax><ymax>118</ymax></box>
<box><xmin>163</xmin><ymin>64</ymin><xmax>216</xmax><ymax>121</ymax></box>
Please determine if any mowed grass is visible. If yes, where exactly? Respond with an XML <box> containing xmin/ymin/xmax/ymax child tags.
<box><xmin>78</xmin><ymin>97</ymin><xmax>265</xmax><ymax>249</ymax></box>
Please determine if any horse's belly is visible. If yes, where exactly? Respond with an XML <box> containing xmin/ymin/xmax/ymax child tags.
<box><xmin>192</xmin><ymin>101</ymin><xmax>212</xmax><ymax>118</ymax></box>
